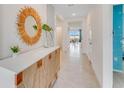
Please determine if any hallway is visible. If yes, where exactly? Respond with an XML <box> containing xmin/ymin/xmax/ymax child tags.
<box><xmin>0</xmin><ymin>4</ymin><xmax>114</xmax><ymax>88</ymax></box>
<box><xmin>53</xmin><ymin>43</ymin><xmax>100</xmax><ymax>88</ymax></box>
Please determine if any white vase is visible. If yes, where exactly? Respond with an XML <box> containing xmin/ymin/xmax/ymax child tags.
<box><xmin>44</xmin><ymin>31</ymin><xmax>54</xmax><ymax>48</ymax></box>
<box><xmin>44</xmin><ymin>31</ymin><xmax>50</xmax><ymax>48</ymax></box>
<box><xmin>12</xmin><ymin>53</ymin><xmax>18</xmax><ymax>58</ymax></box>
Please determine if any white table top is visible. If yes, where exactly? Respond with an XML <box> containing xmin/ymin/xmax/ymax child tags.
<box><xmin>0</xmin><ymin>46</ymin><xmax>59</xmax><ymax>74</ymax></box>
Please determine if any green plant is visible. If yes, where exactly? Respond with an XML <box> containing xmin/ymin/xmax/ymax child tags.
<box><xmin>33</xmin><ymin>23</ymin><xmax>53</xmax><ymax>32</ymax></box>
<box><xmin>33</xmin><ymin>23</ymin><xmax>54</xmax><ymax>47</ymax></box>
<box><xmin>10</xmin><ymin>46</ymin><xmax>20</xmax><ymax>53</ymax></box>
<box><xmin>42</xmin><ymin>24</ymin><xmax>53</xmax><ymax>32</ymax></box>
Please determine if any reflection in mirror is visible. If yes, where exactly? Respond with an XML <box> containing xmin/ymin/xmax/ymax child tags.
<box><xmin>25</xmin><ymin>16</ymin><xmax>37</xmax><ymax>37</ymax></box>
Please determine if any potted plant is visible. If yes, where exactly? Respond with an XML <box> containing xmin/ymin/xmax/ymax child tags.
<box><xmin>10</xmin><ymin>45</ymin><xmax>20</xmax><ymax>58</ymax></box>
<box><xmin>42</xmin><ymin>24</ymin><xmax>54</xmax><ymax>47</ymax></box>
<box><xmin>33</xmin><ymin>23</ymin><xmax>54</xmax><ymax>48</ymax></box>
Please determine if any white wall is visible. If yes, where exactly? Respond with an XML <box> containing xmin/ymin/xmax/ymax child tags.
<box><xmin>55</xmin><ymin>16</ymin><xmax>63</xmax><ymax>46</ymax></box>
<box><xmin>87</xmin><ymin>5</ymin><xmax>113</xmax><ymax>87</ymax></box>
<box><xmin>68</xmin><ymin>21</ymin><xmax>82</xmax><ymax>29</ymax></box>
<box><xmin>55</xmin><ymin>15</ymin><xmax>69</xmax><ymax>51</ymax></box>
<box><xmin>89</xmin><ymin>5</ymin><xmax>103</xmax><ymax>86</ymax></box>
<box><xmin>0</xmin><ymin>31</ymin><xmax>2</xmax><ymax>58</ymax></box>
<box><xmin>47</xmin><ymin>5</ymin><xmax>55</xmax><ymax>29</ymax></box>
<box><xmin>82</xmin><ymin>16</ymin><xmax>93</xmax><ymax>62</ymax></box>
<box><xmin>47</xmin><ymin>5</ymin><xmax>55</xmax><ymax>46</ymax></box>
<box><xmin>82</xmin><ymin>17</ymin><xmax>88</xmax><ymax>54</ymax></box>
<box><xmin>62</xmin><ymin>21</ymin><xmax>70</xmax><ymax>52</ymax></box>
<box><xmin>0</xmin><ymin>34</ymin><xmax>2</xmax><ymax>58</ymax></box>
<box><xmin>56</xmin><ymin>26</ymin><xmax>62</xmax><ymax>46</ymax></box>
<box><xmin>55</xmin><ymin>15</ymin><xmax>63</xmax><ymax>47</ymax></box>
<box><xmin>0</xmin><ymin>4</ymin><xmax>56</xmax><ymax>59</ymax></box>
<box><xmin>102</xmin><ymin>5</ymin><xmax>113</xmax><ymax>88</ymax></box>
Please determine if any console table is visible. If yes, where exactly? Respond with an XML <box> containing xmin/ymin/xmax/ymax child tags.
<box><xmin>0</xmin><ymin>46</ymin><xmax>60</xmax><ymax>88</ymax></box>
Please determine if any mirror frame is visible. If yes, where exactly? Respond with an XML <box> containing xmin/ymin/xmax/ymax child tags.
<box><xmin>17</xmin><ymin>7</ymin><xmax>42</xmax><ymax>45</ymax></box>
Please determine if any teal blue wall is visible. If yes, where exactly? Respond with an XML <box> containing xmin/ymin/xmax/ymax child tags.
<box><xmin>113</xmin><ymin>5</ymin><xmax>123</xmax><ymax>71</ymax></box>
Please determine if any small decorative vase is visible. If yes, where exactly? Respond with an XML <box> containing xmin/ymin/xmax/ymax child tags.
<box><xmin>43</xmin><ymin>31</ymin><xmax>54</xmax><ymax>48</ymax></box>
<box><xmin>49</xmin><ymin>32</ymin><xmax>54</xmax><ymax>47</ymax></box>
<box><xmin>12</xmin><ymin>53</ymin><xmax>19</xmax><ymax>58</ymax></box>
<box><xmin>44</xmin><ymin>31</ymin><xmax>49</xmax><ymax>48</ymax></box>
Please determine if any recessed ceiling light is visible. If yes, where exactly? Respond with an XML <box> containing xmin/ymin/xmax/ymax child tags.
<box><xmin>72</xmin><ymin>13</ymin><xmax>76</xmax><ymax>16</ymax></box>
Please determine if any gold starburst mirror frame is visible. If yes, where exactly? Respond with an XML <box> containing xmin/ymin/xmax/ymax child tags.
<box><xmin>17</xmin><ymin>7</ymin><xmax>42</xmax><ymax>45</ymax></box>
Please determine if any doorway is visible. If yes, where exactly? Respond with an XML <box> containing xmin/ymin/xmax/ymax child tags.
<box><xmin>69</xmin><ymin>29</ymin><xmax>82</xmax><ymax>44</ymax></box>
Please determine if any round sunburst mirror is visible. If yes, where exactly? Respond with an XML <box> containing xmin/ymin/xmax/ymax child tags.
<box><xmin>17</xmin><ymin>7</ymin><xmax>42</xmax><ymax>45</ymax></box>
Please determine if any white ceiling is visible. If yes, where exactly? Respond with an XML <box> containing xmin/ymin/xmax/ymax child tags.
<box><xmin>53</xmin><ymin>4</ymin><xmax>95</xmax><ymax>20</ymax></box>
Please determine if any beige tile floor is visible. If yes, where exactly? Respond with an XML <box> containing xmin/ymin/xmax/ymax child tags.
<box><xmin>53</xmin><ymin>43</ymin><xmax>100</xmax><ymax>88</ymax></box>
<box><xmin>113</xmin><ymin>71</ymin><xmax>124</xmax><ymax>88</ymax></box>
<box><xmin>113</xmin><ymin>61</ymin><xmax>124</xmax><ymax>88</ymax></box>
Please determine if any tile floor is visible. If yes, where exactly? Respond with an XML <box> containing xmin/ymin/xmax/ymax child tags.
<box><xmin>53</xmin><ymin>43</ymin><xmax>100</xmax><ymax>88</ymax></box>
<box><xmin>113</xmin><ymin>61</ymin><xmax>124</xmax><ymax>88</ymax></box>
<box><xmin>113</xmin><ymin>72</ymin><xmax>124</xmax><ymax>88</ymax></box>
